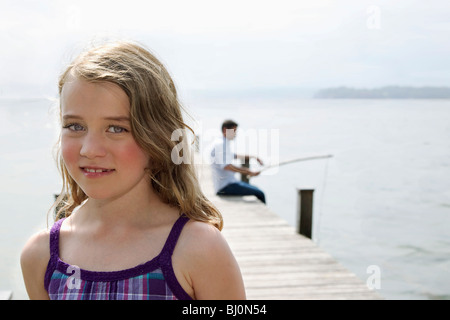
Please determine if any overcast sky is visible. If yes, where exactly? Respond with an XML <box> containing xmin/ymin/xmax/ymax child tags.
<box><xmin>1</xmin><ymin>0</ymin><xmax>449</xmax><ymax>98</ymax></box>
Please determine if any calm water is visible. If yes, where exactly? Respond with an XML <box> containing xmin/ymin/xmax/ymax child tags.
<box><xmin>1</xmin><ymin>96</ymin><xmax>449</xmax><ymax>299</ymax></box>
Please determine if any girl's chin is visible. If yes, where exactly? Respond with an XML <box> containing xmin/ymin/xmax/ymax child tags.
<box><xmin>78</xmin><ymin>189</ymin><xmax>117</xmax><ymax>201</ymax></box>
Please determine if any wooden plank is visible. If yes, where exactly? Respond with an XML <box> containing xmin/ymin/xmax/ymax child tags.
<box><xmin>196</xmin><ymin>163</ymin><xmax>382</xmax><ymax>300</ymax></box>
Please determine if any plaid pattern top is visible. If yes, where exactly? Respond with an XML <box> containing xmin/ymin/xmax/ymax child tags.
<box><xmin>44</xmin><ymin>215</ymin><xmax>192</xmax><ymax>300</ymax></box>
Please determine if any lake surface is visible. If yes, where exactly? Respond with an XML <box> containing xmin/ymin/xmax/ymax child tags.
<box><xmin>1</xmin><ymin>96</ymin><xmax>449</xmax><ymax>299</ymax></box>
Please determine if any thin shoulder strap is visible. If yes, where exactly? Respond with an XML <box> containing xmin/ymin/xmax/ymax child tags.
<box><xmin>158</xmin><ymin>215</ymin><xmax>189</xmax><ymax>265</ymax></box>
<box><xmin>157</xmin><ymin>215</ymin><xmax>192</xmax><ymax>300</ymax></box>
<box><xmin>44</xmin><ymin>218</ymin><xmax>65</xmax><ymax>291</ymax></box>
<box><xmin>49</xmin><ymin>218</ymin><xmax>65</xmax><ymax>258</ymax></box>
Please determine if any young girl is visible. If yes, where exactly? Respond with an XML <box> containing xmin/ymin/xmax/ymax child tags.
<box><xmin>20</xmin><ymin>40</ymin><xmax>246</xmax><ymax>300</ymax></box>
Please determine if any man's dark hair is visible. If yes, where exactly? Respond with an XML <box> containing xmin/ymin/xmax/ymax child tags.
<box><xmin>221</xmin><ymin>119</ymin><xmax>238</xmax><ymax>131</ymax></box>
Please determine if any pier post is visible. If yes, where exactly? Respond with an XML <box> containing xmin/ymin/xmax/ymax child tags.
<box><xmin>297</xmin><ymin>189</ymin><xmax>314</xmax><ymax>239</ymax></box>
<box><xmin>241</xmin><ymin>157</ymin><xmax>250</xmax><ymax>184</ymax></box>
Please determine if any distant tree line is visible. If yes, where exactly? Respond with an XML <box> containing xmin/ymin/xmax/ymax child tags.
<box><xmin>314</xmin><ymin>86</ymin><xmax>450</xmax><ymax>99</ymax></box>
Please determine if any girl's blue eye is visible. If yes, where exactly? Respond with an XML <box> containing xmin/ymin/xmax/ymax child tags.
<box><xmin>64</xmin><ymin>123</ymin><xmax>84</xmax><ymax>131</ymax></box>
<box><xmin>107</xmin><ymin>126</ymin><xmax>127</xmax><ymax>134</ymax></box>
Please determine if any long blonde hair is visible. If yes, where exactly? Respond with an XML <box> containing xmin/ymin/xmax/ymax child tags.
<box><xmin>53</xmin><ymin>40</ymin><xmax>223</xmax><ymax>230</ymax></box>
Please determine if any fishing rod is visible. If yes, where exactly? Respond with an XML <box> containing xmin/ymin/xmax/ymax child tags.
<box><xmin>259</xmin><ymin>154</ymin><xmax>333</xmax><ymax>172</ymax></box>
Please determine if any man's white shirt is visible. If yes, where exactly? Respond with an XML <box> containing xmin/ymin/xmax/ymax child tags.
<box><xmin>210</xmin><ymin>137</ymin><xmax>238</xmax><ymax>193</ymax></box>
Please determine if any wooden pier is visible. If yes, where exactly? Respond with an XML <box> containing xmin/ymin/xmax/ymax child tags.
<box><xmin>197</xmin><ymin>164</ymin><xmax>382</xmax><ymax>300</ymax></box>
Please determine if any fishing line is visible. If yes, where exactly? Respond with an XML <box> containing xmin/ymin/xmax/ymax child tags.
<box><xmin>315</xmin><ymin>156</ymin><xmax>331</xmax><ymax>246</ymax></box>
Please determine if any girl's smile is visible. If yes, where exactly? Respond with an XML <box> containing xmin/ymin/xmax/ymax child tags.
<box><xmin>81</xmin><ymin>166</ymin><xmax>115</xmax><ymax>177</ymax></box>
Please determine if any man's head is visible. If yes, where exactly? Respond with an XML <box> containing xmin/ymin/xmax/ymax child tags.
<box><xmin>221</xmin><ymin>119</ymin><xmax>238</xmax><ymax>140</ymax></box>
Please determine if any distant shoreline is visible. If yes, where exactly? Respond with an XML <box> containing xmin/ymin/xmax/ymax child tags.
<box><xmin>2</xmin><ymin>86</ymin><xmax>450</xmax><ymax>101</ymax></box>
<box><xmin>314</xmin><ymin>86</ymin><xmax>450</xmax><ymax>99</ymax></box>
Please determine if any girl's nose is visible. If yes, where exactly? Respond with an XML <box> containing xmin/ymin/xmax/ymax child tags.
<box><xmin>80</xmin><ymin>132</ymin><xmax>107</xmax><ymax>159</ymax></box>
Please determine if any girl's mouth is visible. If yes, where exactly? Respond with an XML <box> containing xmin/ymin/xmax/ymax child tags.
<box><xmin>81</xmin><ymin>167</ymin><xmax>115</xmax><ymax>177</ymax></box>
<box><xmin>83</xmin><ymin>168</ymin><xmax>114</xmax><ymax>173</ymax></box>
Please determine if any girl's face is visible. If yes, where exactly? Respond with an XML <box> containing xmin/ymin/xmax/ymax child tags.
<box><xmin>60</xmin><ymin>76</ymin><xmax>150</xmax><ymax>201</ymax></box>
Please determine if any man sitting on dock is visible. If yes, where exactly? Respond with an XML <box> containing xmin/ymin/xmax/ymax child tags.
<box><xmin>210</xmin><ymin>120</ymin><xmax>266</xmax><ymax>204</ymax></box>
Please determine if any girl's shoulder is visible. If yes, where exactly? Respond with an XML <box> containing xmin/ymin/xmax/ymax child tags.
<box><xmin>176</xmin><ymin>219</ymin><xmax>233</xmax><ymax>264</ymax></box>
<box><xmin>20</xmin><ymin>228</ymin><xmax>50</xmax><ymax>268</ymax></box>
<box><xmin>174</xmin><ymin>219</ymin><xmax>246</xmax><ymax>299</ymax></box>
<box><xmin>20</xmin><ymin>228</ymin><xmax>51</xmax><ymax>299</ymax></box>
<box><xmin>181</xmin><ymin>220</ymin><xmax>224</xmax><ymax>247</ymax></box>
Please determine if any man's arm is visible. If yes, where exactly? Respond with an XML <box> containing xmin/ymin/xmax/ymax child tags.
<box><xmin>234</xmin><ymin>154</ymin><xmax>264</xmax><ymax>165</ymax></box>
<box><xmin>224</xmin><ymin>164</ymin><xmax>260</xmax><ymax>177</ymax></box>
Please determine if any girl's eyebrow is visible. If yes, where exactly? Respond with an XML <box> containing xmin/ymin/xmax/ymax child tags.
<box><xmin>103</xmin><ymin>116</ymin><xmax>131</xmax><ymax>122</ymax></box>
<box><xmin>62</xmin><ymin>114</ymin><xmax>82</xmax><ymax>121</ymax></box>
<box><xmin>62</xmin><ymin>114</ymin><xmax>130</xmax><ymax>122</ymax></box>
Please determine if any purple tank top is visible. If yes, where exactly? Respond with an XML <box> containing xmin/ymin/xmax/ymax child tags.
<box><xmin>44</xmin><ymin>215</ymin><xmax>192</xmax><ymax>300</ymax></box>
